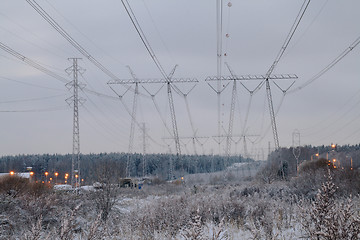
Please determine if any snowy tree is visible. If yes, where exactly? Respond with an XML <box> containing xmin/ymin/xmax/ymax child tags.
<box><xmin>300</xmin><ymin>171</ymin><xmax>360</xmax><ymax>239</ymax></box>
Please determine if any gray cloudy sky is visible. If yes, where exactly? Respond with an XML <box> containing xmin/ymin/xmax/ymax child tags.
<box><xmin>0</xmin><ymin>0</ymin><xmax>359</xmax><ymax>158</ymax></box>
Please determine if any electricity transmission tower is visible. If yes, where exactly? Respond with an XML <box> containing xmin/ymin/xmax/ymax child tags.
<box><xmin>208</xmin><ymin>0</ymin><xmax>308</xmax><ymax>152</ymax></box>
<box><xmin>65</xmin><ymin>58</ymin><xmax>85</xmax><ymax>189</ymax></box>
<box><xmin>175</xmin><ymin>84</ymin><xmax>198</xmax><ymax>155</ymax></box>
<box><xmin>126</xmin><ymin>66</ymin><xmax>139</xmax><ymax>155</ymax></box>
<box><xmin>207</xmin><ymin>0</ymin><xmax>227</xmax><ymax>155</ymax></box>
<box><xmin>163</xmin><ymin>135</ymin><xmax>210</xmax><ymax>156</ymax></box>
<box><xmin>206</xmin><ymin>73</ymin><xmax>297</xmax><ymax>151</ymax></box>
<box><xmin>141</xmin><ymin>122</ymin><xmax>148</xmax><ymax>177</ymax></box>
<box><xmin>292</xmin><ymin>129</ymin><xmax>301</xmax><ymax>175</ymax></box>
<box><xmin>108</xmin><ymin>66</ymin><xmax>197</xmax><ymax>179</ymax></box>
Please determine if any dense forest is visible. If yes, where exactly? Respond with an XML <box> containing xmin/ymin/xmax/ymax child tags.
<box><xmin>0</xmin><ymin>153</ymin><xmax>251</xmax><ymax>184</ymax></box>
<box><xmin>1</xmin><ymin>143</ymin><xmax>359</xmax><ymax>185</ymax></box>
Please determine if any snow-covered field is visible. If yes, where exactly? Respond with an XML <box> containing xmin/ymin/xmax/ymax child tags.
<box><xmin>1</xmin><ymin>164</ymin><xmax>359</xmax><ymax>239</ymax></box>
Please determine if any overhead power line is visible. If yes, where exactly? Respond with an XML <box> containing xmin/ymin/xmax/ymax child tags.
<box><xmin>120</xmin><ymin>0</ymin><xmax>191</xmax><ymax>159</ymax></box>
<box><xmin>121</xmin><ymin>0</ymin><xmax>168</xmax><ymax>80</ymax></box>
<box><xmin>25</xmin><ymin>0</ymin><xmax>120</xmax><ymax>80</ymax></box>
<box><xmin>0</xmin><ymin>94</ymin><xmax>65</xmax><ymax>104</ymax></box>
<box><xmin>0</xmin><ymin>41</ymin><xmax>69</xmax><ymax>84</ymax></box>
<box><xmin>0</xmin><ymin>75</ymin><xmax>65</xmax><ymax>91</ymax></box>
<box><xmin>0</xmin><ymin>106</ymin><xmax>68</xmax><ymax>113</ymax></box>
<box><xmin>261</xmin><ymin>0</ymin><xmax>310</xmax><ymax>150</ymax></box>
<box><xmin>288</xmin><ymin>35</ymin><xmax>360</xmax><ymax>94</ymax></box>
<box><xmin>0</xmin><ymin>41</ymin><xmax>118</xmax><ymax>101</ymax></box>
<box><xmin>265</xmin><ymin>0</ymin><xmax>311</xmax><ymax>78</ymax></box>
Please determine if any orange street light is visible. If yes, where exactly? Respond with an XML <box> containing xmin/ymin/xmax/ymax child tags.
<box><xmin>54</xmin><ymin>172</ymin><xmax>58</xmax><ymax>184</ymax></box>
<box><xmin>45</xmin><ymin>172</ymin><xmax>49</xmax><ymax>182</ymax></box>
<box><xmin>29</xmin><ymin>171</ymin><xmax>34</xmax><ymax>183</ymax></box>
<box><xmin>10</xmin><ymin>171</ymin><xmax>15</xmax><ymax>176</ymax></box>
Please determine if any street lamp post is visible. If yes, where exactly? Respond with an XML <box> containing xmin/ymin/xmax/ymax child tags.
<box><xmin>29</xmin><ymin>171</ymin><xmax>34</xmax><ymax>183</ymax></box>
<box><xmin>311</xmin><ymin>153</ymin><xmax>319</xmax><ymax>161</ymax></box>
<box><xmin>54</xmin><ymin>172</ymin><xmax>58</xmax><ymax>184</ymax></box>
<box><xmin>65</xmin><ymin>173</ymin><xmax>69</xmax><ymax>184</ymax></box>
<box><xmin>45</xmin><ymin>172</ymin><xmax>49</xmax><ymax>183</ymax></box>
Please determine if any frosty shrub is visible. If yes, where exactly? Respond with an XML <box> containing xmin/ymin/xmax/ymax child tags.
<box><xmin>0</xmin><ymin>175</ymin><xmax>51</xmax><ymax>198</ymax></box>
<box><xmin>181</xmin><ymin>209</ymin><xmax>204</xmax><ymax>240</ymax></box>
<box><xmin>0</xmin><ymin>175</ymin><xmax>30</xmax><ymax>198</ymax></box>
<box><xmin>256</xmin><ymin>160</ymin><xmax>281</xmax><ymax>184</ymax></box>
<box><xmin>331</xmin><ymin>168</ymin><xmax>360</xmax><ymax>196</ymax></box>
<box><xmin>90</xmin><ymin>159</ymin><xmax>122</xmax><ymax>222</ymax></box>
<box><xmin>300</xmin><ymin>171</ymin><xmax>360</xmax><ymax>239</ymax></box>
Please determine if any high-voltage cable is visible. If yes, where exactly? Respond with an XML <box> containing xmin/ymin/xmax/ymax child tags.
<box><xmin>288</xmin><ymin>35</ymin><xmax>360</xmax><ymax>94</ymax></box>
<box><xmin>0</xmin><ymin>41</ymin><xmax>68</xmax><ymax>84</ymax></box>
<box><xmin>26</xmin><ymin>0</ymin><xmax>120</xmax><ymax>81</ymax></box>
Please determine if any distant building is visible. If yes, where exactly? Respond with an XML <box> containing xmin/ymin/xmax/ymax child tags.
<box><xmin>0</xmin><ymin>172</ymin><xmax>31</xmax><ymax>179</ymax></box>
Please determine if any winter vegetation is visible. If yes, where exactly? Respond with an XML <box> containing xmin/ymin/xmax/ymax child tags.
<box><xmin>0</xmin><ymin>144</ymin><xmax>359</xmax><ymax>239</ymax></box>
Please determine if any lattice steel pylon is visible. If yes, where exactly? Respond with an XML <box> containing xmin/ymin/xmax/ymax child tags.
<box><xmin>206</xmin><ymin>74</ymin><xmax>297</xmax><ymax>151</ymax></box>
<box><xmin>127</xmin><ymin>66</ymin><xmax>139</xmax><ymax>155</ymax></box>
<box><xmin>216</xmin><ymin>0</ymin><xmax>224</xmax><ymax>155</ymax></box>
<box><xmin>65</xmin><ymin>58</ymin><xmax>85</xmax><ymax>189</ymax></box>
<box><xmin>108</xmin><ymin>66</ymin><xmax>198</xmax><ymax>179</ymax></box>
<box><xmin>141</xmin><ymin>122</ymin><xmax>147</xmax><ymax>177</ymax></box>
<box><xmin>292</xmin><ymin>129</ymin><xmax>301</xmax><ymax>175</ymax></box>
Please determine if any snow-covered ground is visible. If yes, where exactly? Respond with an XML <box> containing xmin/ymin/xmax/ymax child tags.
<box><xmin>1</xmin><ymin>164</ymin><xmax>359</xmax><ymax>239</ymax></box>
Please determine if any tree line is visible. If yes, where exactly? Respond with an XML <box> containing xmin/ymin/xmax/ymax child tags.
<box><xmin>0</xmin><ymin>152</ymin><xmax>251</xmax><ymax>183</ymax></box>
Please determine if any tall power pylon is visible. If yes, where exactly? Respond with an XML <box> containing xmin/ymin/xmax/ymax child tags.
<box><xmin>108</xmin><ymin>66</ymin><xmax>197</xmax><ymax>179</ymax></box>
<box><xmin>292</xmin><ymin>129</ymin><xmax>301</xmax><ymax>175</ymax></box>
<box><xmin>65</xmin><ymin>58</ymin><xmax>85</xmax><ymax>189</ymax></box>
<box><xmin>127</xmin><ymin>66</ymin><xmax>139</xmax><ymax>155</ymax></box>
<box><xmin>216</xmin><ymin>0</ymin><xmax>224</xmax><ymax>155</ymax></box>
<box><xmin>206</xmin><ymin>73</ymin><xmax>297</xmax><ymax>151</ymax></box>
<box><xmin>141</xmin><ymin>122</ymin><xmax>147</xmax><ymax>177</ymax></box>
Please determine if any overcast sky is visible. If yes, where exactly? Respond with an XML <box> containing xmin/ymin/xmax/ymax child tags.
<box><xmin>1</xmin><ymin>0</ymin><xmax>359</xmax><ymax>158</ymax></box>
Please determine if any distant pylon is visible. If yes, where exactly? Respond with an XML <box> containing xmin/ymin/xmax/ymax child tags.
<box><xmin>65</xmin><ymin>58</ymin><xmax>85</xmax><ymax>189</ymax></box>
<box><xmin>142</xmin><ymin>122</ymin><xmax>147</xmax><ymax>177</ymax></box>
<box><xmin>292</xmin><ymin>129</ymin><xmax>301</xmax><ymax>175</ymax></box>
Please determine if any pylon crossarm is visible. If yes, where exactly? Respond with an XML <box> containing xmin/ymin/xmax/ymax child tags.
<box><xmin>141</xmin><ymin>85</ymin><xmax>164</xmax><ymax>97</ymax></box>
<box><xmin>107</xmin><ymin>78</ymin><xmax>197</xmax><ymax>85</ymax></box>
<box><xmin>206</xmin><ymin>74</ymin><xmax>297</xmax><ymax>81</ymax></box>
<box><xmin>272</xmin><ymin>80</ymin><xmax>296</xmax><ymax>93</ymax></box>
<box><xmin>108</xmin><ymin>85</ymin><xmax>131</xmax><ymax>98</ymax></box>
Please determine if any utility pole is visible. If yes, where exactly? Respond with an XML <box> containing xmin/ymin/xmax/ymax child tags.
<box><xmin>65</xmin><ymin>58</ymin><xmax>85</xmax><ymax>189</ymax></box>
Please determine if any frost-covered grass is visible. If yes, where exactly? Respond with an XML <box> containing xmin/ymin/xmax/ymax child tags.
<box><xmin>0</xmin><ymin>169</ymin><xmax>359</xmax><ymax>239</ymax></box>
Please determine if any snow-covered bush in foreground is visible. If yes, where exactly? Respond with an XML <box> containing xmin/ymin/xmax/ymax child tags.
<box><xmin>1</xmin><ymin>168</ymin><xmax>360</xmax><ymax>239</ymax></box>
<box><xmin>299</xmin><ymin>171</ymin><xmax>360</xmax><ymax>240</ymax></box>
